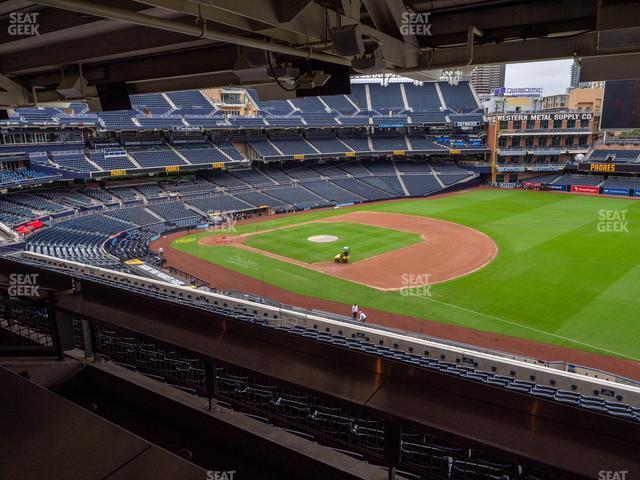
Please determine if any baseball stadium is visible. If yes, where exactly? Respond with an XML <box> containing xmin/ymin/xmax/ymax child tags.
<box><xmin>1</xmin><ymin>1</ymin><xmax>640</xmax><ymax>480</ymax></box>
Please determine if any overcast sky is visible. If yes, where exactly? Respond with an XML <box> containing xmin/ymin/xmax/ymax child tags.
<box><xmin>505</xmin><ymin>59</ymin><xmax>573</xmax><ymax>96</ymax></box>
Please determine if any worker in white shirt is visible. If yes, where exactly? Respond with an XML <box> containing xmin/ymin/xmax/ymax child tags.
<box><xmin>351</xmin><ymin>303</ymin><xmax>358</xmax><ymax>320</ymax></box>
<box><xmin>359</xmin><ymin>311</ymin><xmax>367</xmax><ymax>323</ymax></box>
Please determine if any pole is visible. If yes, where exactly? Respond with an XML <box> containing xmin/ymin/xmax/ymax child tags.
<box><xmin>491</xmin><ymin>118</ymin><xmax>499</xmax><ymax>185</ymax></box>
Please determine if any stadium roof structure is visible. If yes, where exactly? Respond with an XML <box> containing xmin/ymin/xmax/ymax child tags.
<box><xmin>1</xmin><ymin>0</ymin><xmax>640</xmax><ymax>106</ymax></box>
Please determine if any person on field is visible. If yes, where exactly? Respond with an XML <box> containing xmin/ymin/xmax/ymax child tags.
<box><xmin>352</xmin><ymin>304</ymin><xmax>358</xmax><ymax>320</ymax></box>
<box><xmin>359</xmin><ymin>311</ymin><xmax>367</xmax><ymax>323</ymax></box>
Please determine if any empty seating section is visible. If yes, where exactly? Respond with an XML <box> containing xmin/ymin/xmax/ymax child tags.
<box><xmin>214</xmin><ymin>140</ymin><xmax>244</xmax><ymax>161</ymax></box>
<box><xmin>302</xmin><ymin>180</ymin><xmax>364</xmax><ymax>204</ymax></box>
<box><xmin>148</xmin><ymin>202</ymin><xmax>199</xmax><ymax>221</ymax></box>
<box><xmin>177</xmin><ymin>144</ymin><xmax>226</xmax><ymax>164</ymax></box>
<box><xmin>263</xmin><ymin>186</ymin><xmax>328</xmax><ymax>209</ymax></box>
<box><xmin>206</xmin><ymin>172</ymin><xmax>248</xmax><ymax>190</ymax></box>
<box><xmin>554</xmin><ymin>174</ymin><xmax>603</xmax><ymax>186</ymax></box>
<box><xmin>108</xmin><ymin>186</ymin><xmax>139</xmax><ymax>201</ymax></box>
<box><xmin>331</xmin><ymin>178</ymin><xmax>392</xmax><ymax>201</ymax></box>
<box><xmin>290</xmin><ymin>96</ymin><xmax>326</xmax><ymax>113</ymax></box>
<box><xmin>438</xmin><ymin>81</ymin><xmax>478</xmax><ymax>111</ymax></box>
<box><xmin>432</xmin><ymin>164</ymin><xmax>471</xmax><ymax>175</ymax></box>
<box><xmin>402</xmin><ymin>175</ymin><xmax>442</xmax><ymax>196</ymax></box>
<box><xmin>61</xmin><ymin>214</ymin><xmax>132</xmax><ymax>234</ymax></box>
<box><xmin>90</xmin><ymin>151</ymin><xmax>136</xmax><ymax>171</ymax></box>
<box><xmin>4</xmin><ymin>192</ymin><xmax>68</xmax><ymax>213</ymax></box>
<box><xmin>135</xmin><ymin>184</ymin><xmax>165</xmax><ymax>198</ymax></box>
<box><xmin>348</xmin><ymin>84</ymin><xmax>368</xmax><ymax>110</ymax></box>
<box><xmin>524</xmin><ymin>174</ymin><xmax>561</xmax><ymax>184</ymax></box>
<box><xmin>38</xmin><ymin>190</ymin><xmax>94</xmax><ymax>208</ymax></box>
<box><xmin>98</xmin><ymin>111</ymin><xmax>137</xmax><ymax>129</ymax></box>
<box><xmin>403</xmin><ymin>83</ymin><xmax>441</xmax><ymax>111</ymax></box>
<box><xmin>338</xmin><ymin>161</ymin><xmax>373</xmax><ymax>177</ymax></box>
<box><xmin>602</xmin><ymin>176</ymin><xmax>640</xmax><ymax>189</ymax></box>
<box><xmin>311</xmin><ymin>164</ymin><xmax>349</xmax><ymax>178</ymax></box>
<box><xmin>136</xmin><ymin>116</ymin><xmax>185</xmax><ymax>129</ymax></box>
<box><xmin>259</xmin><ymin>168</ymin><xmax>294</xmax><ymax>184</ymax></box>
<box><xmin>227</xmin><ymin>117</ymin><xmax>264</xmax><ymax>128</ymax></box>
<box><xmin>231</xmin><ymin>169</ymin><xmax>276</xmax><ymax>186</ymax></box>
<box><xmin>408</xmin><ymin>136</ymin><xmax>446</xmax><ymax>151</ymax></box>
<box><xmin>308</xmin><ymin>136</ymin><xmax>351</xmax><ymax>153</ymax></box>
<box><xmin>106</xmin><ymin>206</ymin><xmax>160</xmax><ymax>226</ymax></box>
<box><xmin>247</xmin><ymin>137</ymin><xmax>281</xmax><ymax>158</ymax></box>
<box><xmin>339</xmin><ymin>135</ymin><xmax>371</xmax><ymax>152</ymax></box>
<box><xmin>372</xmin><ymin>116</ymin><xmax>407</xmax><ymax>127</ymax></box>
<box><xmin>130</xmin><ymin>93</ymin><xmax>172</xmax><ymax>115</ymax></box>
<box><xmin>433</xmin><ymin>164</ymin><xmax>472</xmax><ymax>186</ymax></box>
<box><xmin>337</xmin><ymin>116</ymin><xmax>369</xmax><ymax>126</ymax></box>
<box><xmin>187</xmin><ymin>195</ymin><xmax>253</xmax><ymax>213</ymax></box>
<box><xmin>588</xmin><ymin>149</ymin><xmax>640</xmax><ymax>163</ymax></box>
<box><xmin>184</xmin><ymin>117</ymin><xmax>226</xmax><ymax>128</ymax></box>
<box><xmin>265</xmin><ymin>117</ymin><xmax>304</xmax><ymax>127</ymax></box>
<box><xmin>80</xmin><ymin>188</ymin><xmax>118</xmax><ymax>204</ymax></box>
<box><xmin>302</xmin><ymin>115</ymin><xmax>339</xmax><ymax>126</ymax></box>
<box><xmin>371</xmin><ymin>136</ymin><xmax>407</xmax><ymax>151</ymax></box>
<box><xmin>50</xmin><ymin>151</ymin><xmax>96</xmax><ymax>172</ymax></box>
<box><xmin>359</xmin><ymin>176</ymin><xmax>403</xmax><ymax>195</ymax></box>
<box><xmin>234</xmin><ymin>191</ymin><xmax>286</xmax><ymax>209</ymax></box>
<box><xmin>0</xmin><ymin>169</ymin><xmax>58</xmax><ymax>186</ymax></box>
<box><xmin>166</xmin><ymin>90</ymin><xmax>212</xmax><ymax>109</ymax></box>
<box><xmin>320</xmin><ymin>94</ymin><xmax>357</xmax><ymax>114</ymax></box>
<box><xmin>269</xmin><ymin>137</ymin><xmax>317</xmax><ymax>155</ymax></box>
<box><xmin>368</xmin><ymin>84</ymin><xmax>405</xmax><ymax>112</ymax></box>
<box><xmin>409</xmin><ymin>112</ymin><xmax>447</xmax><ymax>124</ymax></box>
<box><xmin>162</xmin><ymin>181</ymin><xmax>215</xmax><ymax>195</ymax></box>
<box><xmin>283</xmin><ymin>166</ymin><xmax>322</xmax><ymax>180</ymax></box>
<box><xmin>129</xmin><ymin>147</ymin><xmax>186</xmax><ymax>168</ymax></box>
<box><xmin>396</xmin><ymin>161</ymin><xmax>433</xmax><ymax>174</ymax></box>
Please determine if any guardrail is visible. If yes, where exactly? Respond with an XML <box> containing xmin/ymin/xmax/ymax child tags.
<box><xmin>11</xmin><ymin>251</ymin><xmax>640</xmax><ymax>404</ymax></box>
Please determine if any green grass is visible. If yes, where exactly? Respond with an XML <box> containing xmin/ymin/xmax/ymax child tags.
<box><xmin>172</xmin><ymin>190</ymin><xmax>640</xmax><ymax>361</ymax></box>
<box><xmin>242</xmin><ymin>221</ymin><xmax>422</xmax><ymax>263</ymax></box>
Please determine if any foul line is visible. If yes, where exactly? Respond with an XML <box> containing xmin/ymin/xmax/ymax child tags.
<box><xmin>409</xmin><ymin>293</ymin><xmax>640</xmax><ymax>362</ymax></box>
<box><xmin>274</xmin><ymin>269</ymin><xmax>308</xmax><ymax>281</ymax></box>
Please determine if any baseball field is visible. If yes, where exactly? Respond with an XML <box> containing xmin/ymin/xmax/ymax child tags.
<box><xmin>168</xmin><ymin>189</ymin><xmax>640</xmax><ymax>362</ymax></box>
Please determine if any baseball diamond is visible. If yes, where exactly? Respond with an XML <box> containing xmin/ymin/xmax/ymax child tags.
<box><xmin>163</xmin><ymin>189</ymin><xmax>640</xmax><ymax>365</ymax></box>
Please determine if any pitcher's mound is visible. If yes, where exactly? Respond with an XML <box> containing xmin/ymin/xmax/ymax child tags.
<box><xmin>307</xmin><ymin>235</ymin><xmax>338</xmax><ymax>243</ymax></box>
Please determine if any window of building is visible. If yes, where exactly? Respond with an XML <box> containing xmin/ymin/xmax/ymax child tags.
<box><xmin>567</xmin><ymin>119</ymin><xmax>575</xmax><ymax>128</ymax></box>
<box><xmin>553</xmin><ymin>119</ymin><xmax>563</xmax><ymax>129</ymax></box>
<box><xmin>513</xmin><ymin>120</ymin><xmax>522</xmax><ymax>129</ymax></box>
<box><xmin>540</xmin><ymin>120</ymin><xmax>548</xmax><ymax>129</ymax></box>
<box><xmin>526</xmin><ymin>120</ymin><xmax>535</xmax><ymax>129</ymax></box>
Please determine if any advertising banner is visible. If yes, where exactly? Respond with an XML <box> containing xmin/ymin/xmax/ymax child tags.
<box><xmin>571</xmin><ymin>185</ymin><xmax>600</xmax><ymax>194</ymax></box>
<box><xmin>603</xmin><ymin>188</ymin><xmax>630</xmax><ymax>196</ymax></box>
<box><xmin>548</xmin><ymin>184</ymin><xmax>566</xmax><ymax>191</ymax></box>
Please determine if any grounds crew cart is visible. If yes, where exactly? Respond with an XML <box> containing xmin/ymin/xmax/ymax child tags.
<box><xmin>334</xmin><ymin>246</ymin><xmax>350</xmax><ymax>263</ymax></box>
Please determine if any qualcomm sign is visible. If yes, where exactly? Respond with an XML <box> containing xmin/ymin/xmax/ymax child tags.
<box><xmin>493</xmin><ymin>87</ymin><xmax>543</xmax><ymax>97</ymax></box>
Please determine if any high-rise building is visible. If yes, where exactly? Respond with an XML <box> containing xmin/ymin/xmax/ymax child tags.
<box><xmin>469</xmin><ymin>64</ymin><xmax>506</xmax><ymax>95</ymax></box>
<box><xmin>570</xmin><ymin>60</ymin><xmax>580</xmax><ymax>89</ymax></box>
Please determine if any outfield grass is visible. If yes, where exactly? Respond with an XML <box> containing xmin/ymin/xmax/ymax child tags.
<box><xmin>172</xmin><ymin>190</ymin><xmax>640</xmax><ymax>360</ymax></box>
<box><xmin>242</xmin><ymin>221</ymin><xmax>422</xmax><ymax>263</ymax></box>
